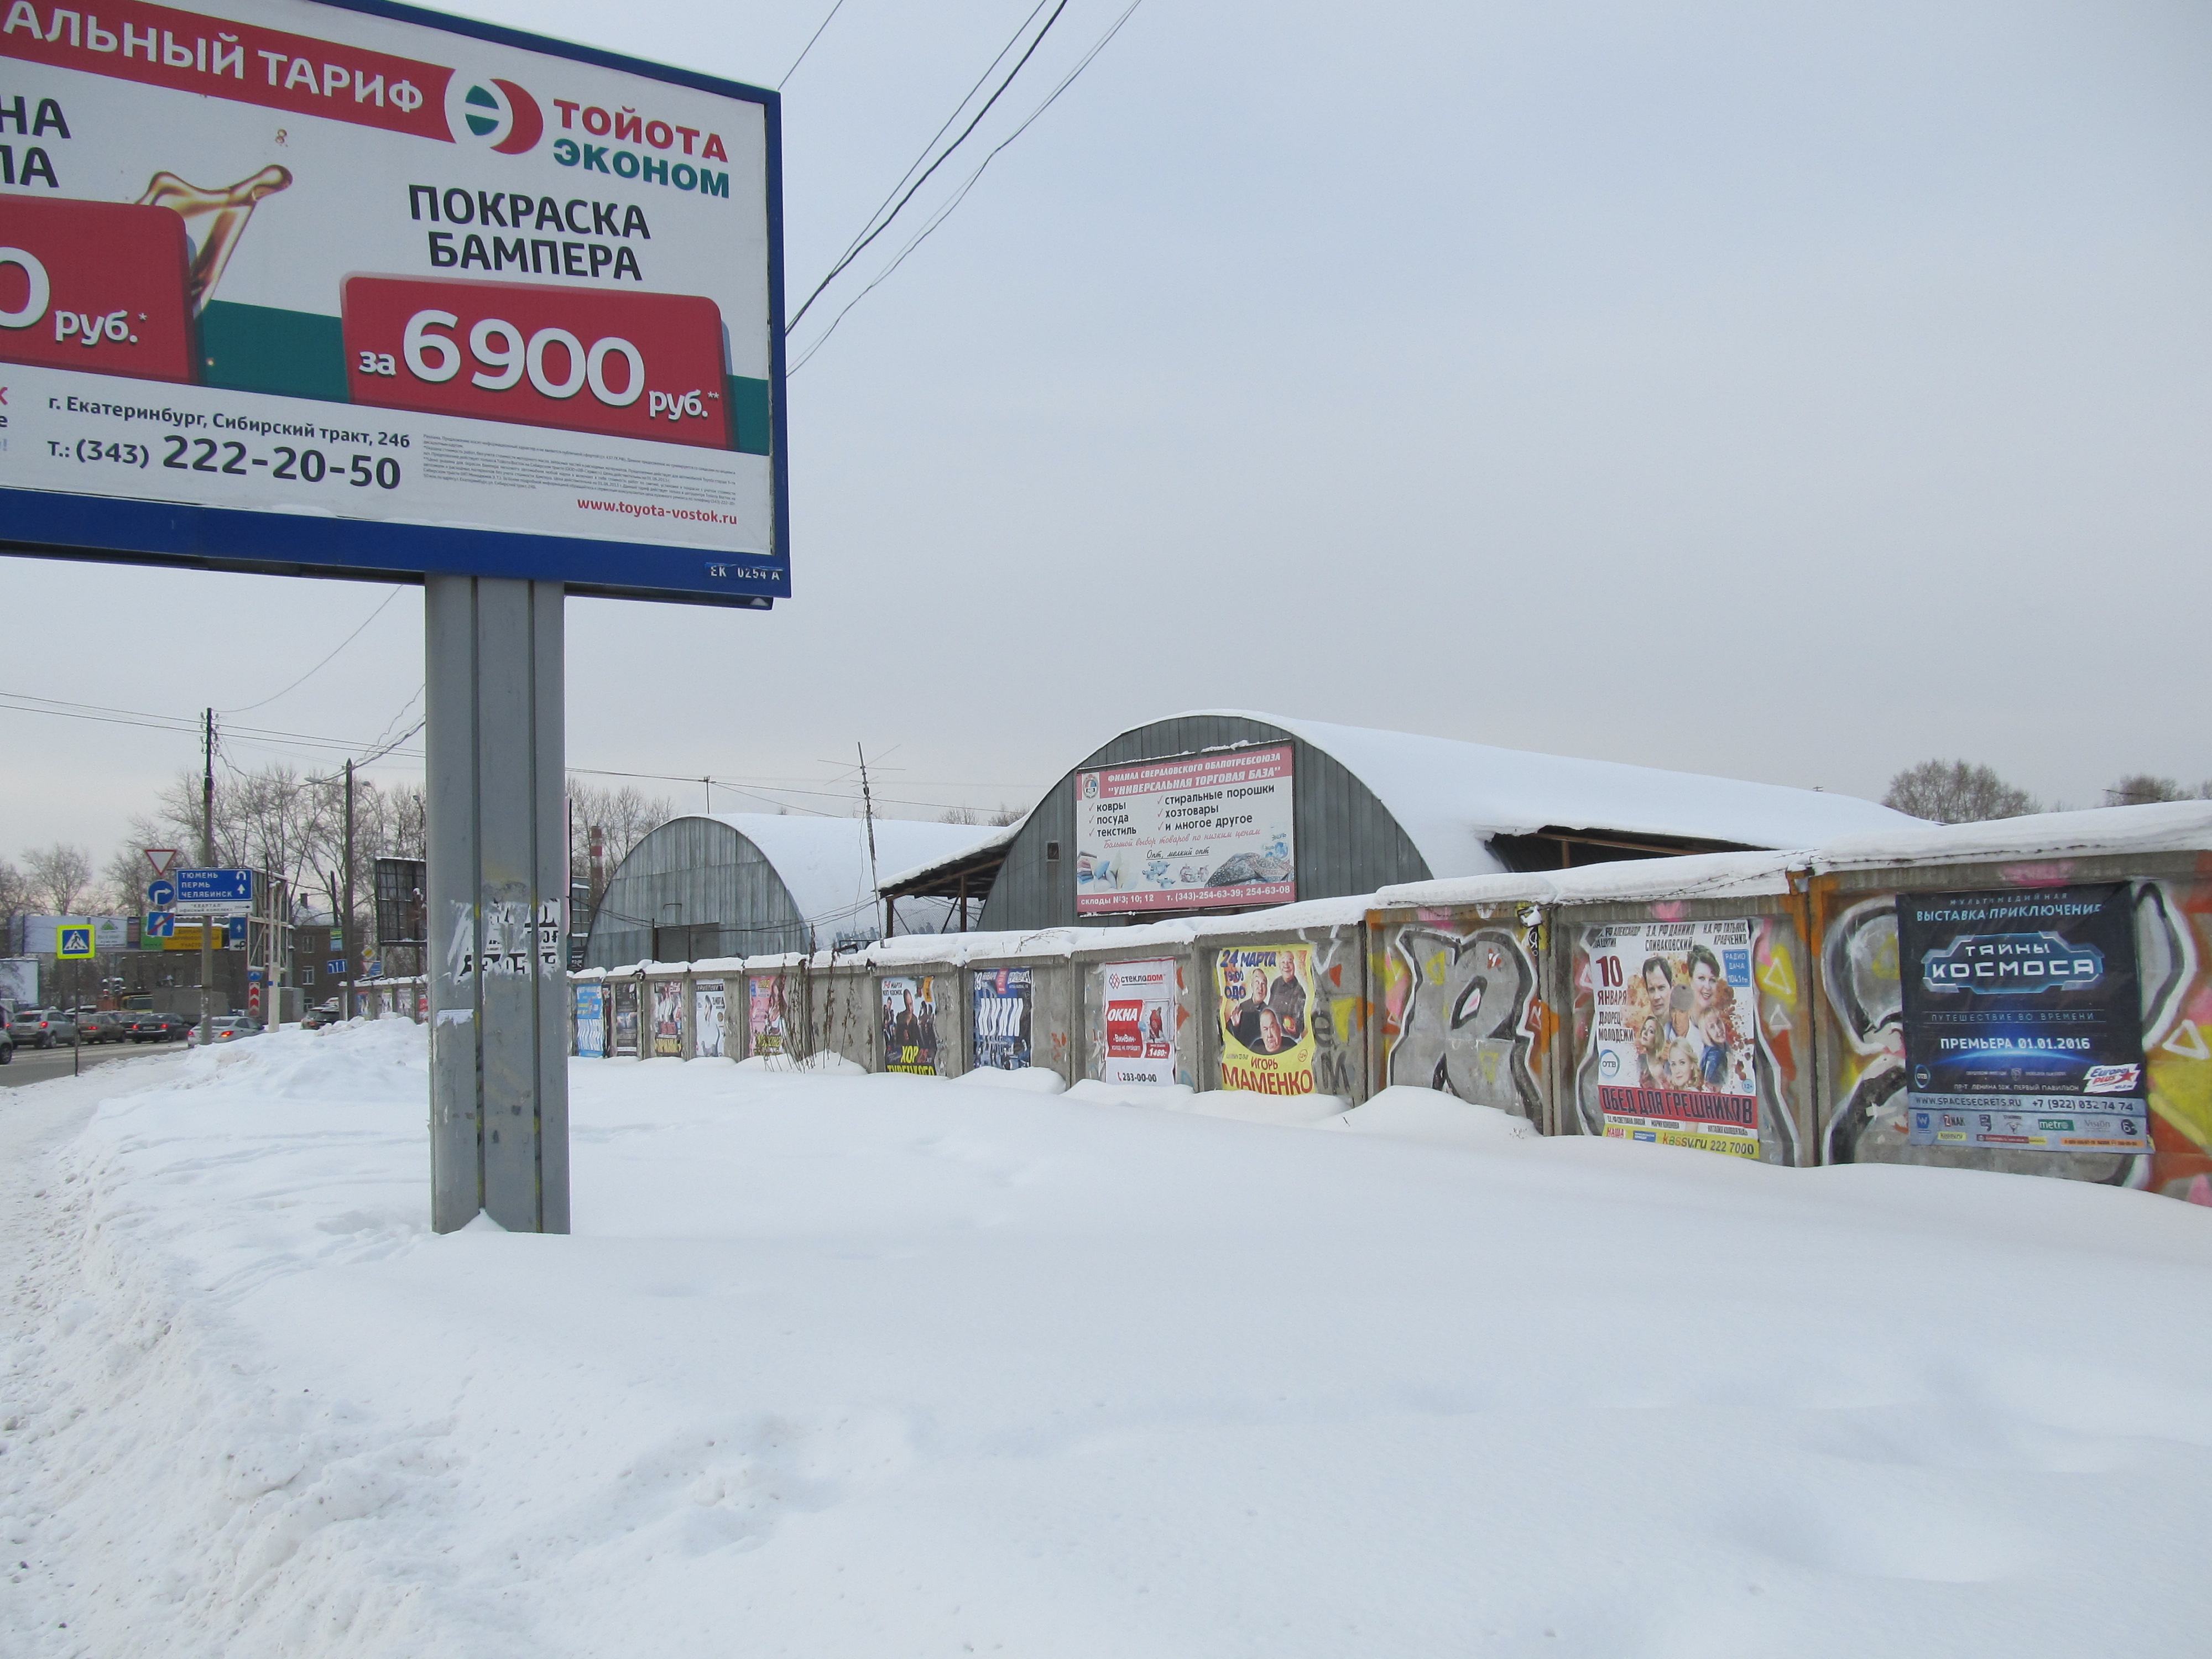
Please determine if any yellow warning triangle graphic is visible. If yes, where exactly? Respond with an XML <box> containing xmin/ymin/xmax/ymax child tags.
<box><xmin>1759</xmin><ymin>948</ymin><xmax>1797</xmax><ymax>1001</ymax></box>
<box><xmin>2162</xmin><ymin>1019</ymin><xmax>2210</xmax><ymax>1061</ymax></box>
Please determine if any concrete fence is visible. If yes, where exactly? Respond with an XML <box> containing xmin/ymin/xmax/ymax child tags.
<box><xmin>372</xmin><ymin>805</ymin><xmax>2212</xmax><ymax>1204</ymax></box>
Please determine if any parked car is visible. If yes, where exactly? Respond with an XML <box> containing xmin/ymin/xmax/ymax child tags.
<box><xmin>301</xmin><ymin>1001</ymin><xmax>343</xmax><ymax>1031</ymax></box>
<box><xmin>187</xmin><ymin>1016</ymin><xmax>260</xmax><ymax>1046</ymax></box>
<box><xmin>0</xmin><ymin>1027</ymin><xmax>13</xmax><ymax>1065</ymax></box>
<box><xmin>7</xmin><ymin>1008</ymin><xmax>78</xmax><ymax>1048</ymax></box>
<box><xmin>125</xmin><ymin>1010</ymin><xmax>192</xmax><ymax>1043</ymax></box>
<box><xmin>77</xmin><ymin>1009</ymin><xmax>133</xmax><ymax>1044</ymax></box>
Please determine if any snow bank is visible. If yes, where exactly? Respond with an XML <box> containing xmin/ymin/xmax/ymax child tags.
<box><xmin>6</xmin><ymin>1024</ymin><xmax>2212</xmax><ymax>1658</ymax></box>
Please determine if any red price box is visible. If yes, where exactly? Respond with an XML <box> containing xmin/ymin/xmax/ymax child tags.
<box><xmin>0</xmin><ymin>197</ymin><xmax>196</xmax><ymax>384</ymax></box>
<box><xmin>341</xmin><ymin>275</ymin><xmax>732</xmax><ymax>450</ymax></box>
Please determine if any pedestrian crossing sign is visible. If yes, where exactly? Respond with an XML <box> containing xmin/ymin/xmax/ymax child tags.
<box><xmin>58</xmin><ymin>926</ymin><xmax>95</xmax><ymax>959</ymax></box>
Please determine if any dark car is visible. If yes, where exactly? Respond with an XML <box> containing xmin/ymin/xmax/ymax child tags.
<box><xmin>78</xmin><ymin>1011</ymin><xmax>132</xmax><ymax>1044</ymax></box>
<box><xmin>125</xmin><ymin>1010</ymin><xmax>192</xmax><ymax>1044</ymax></box>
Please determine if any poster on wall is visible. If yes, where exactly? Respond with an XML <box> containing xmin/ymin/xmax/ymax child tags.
<box><xmin>1215</xmin><ymin>945</ymin><xmax>1317</xmax><ymax>1095</ymax></box>
<box><xmin>1583</xmin><ymin>919</ymin><xmax>1761</xmax><ymax>1158</ymax></box>
<box><xmin>0</xmin><ymin>0</ymin><xmax>785</xmax><ymax>605</ymax></box>
<box><xmin>1898</xmin><ymin>884</ymin><xmax>2148</xmax><ymax>1152</ymax></box>
<box><xmin>880</xmin><ymin>975</ymin><xmax>939</xmax><ymax>1075</ymax></box>
<box><xmin>1102</xmin><ymin>956</ymin><xmax>1180</xmax><ymax>1086</ymax></box>
<box><xmin>972</xmin><ymin>967</ymin><xmax>1032</xmax><ymax>1071</ymax></box>
<box><xmin>651</xmin><ymin>979</ymin><xmax>682</xmax><ymax>1056</ymax></box>
<box><xmin>747</xmin><ymin>974</ymin><xmax>786</xmax><ymax>1057</ymax></box>
<box><xmin>573</xmin><ymin>983</ymin><xmax>604</xmax><ymax>1058</ymax></box>
<box><xmin>693</xmin><ymin>978</ymin><xmax>726</xmax><ymax>1058</ymax></box>
<box><xmin>1076</xmin><ymin>745</ymin><xmax>1294</xmax><ymax>916</ymax></box>
<box><xmin>612</xmin><ymin>979</ymin><xmax>639</xmax><ymax>1056</ymax></box>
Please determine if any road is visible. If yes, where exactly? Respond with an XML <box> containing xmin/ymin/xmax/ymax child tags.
<box><xmin>0</xmin><ymin>1039</ymin><xmax>188</xmax><ymax>1088</ymax></box>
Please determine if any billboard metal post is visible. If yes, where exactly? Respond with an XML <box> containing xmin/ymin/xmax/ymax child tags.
<box><xmin>427</xmin><ymin>575</ymin><xmax>569</xmax><ymax>1234</ymax></box>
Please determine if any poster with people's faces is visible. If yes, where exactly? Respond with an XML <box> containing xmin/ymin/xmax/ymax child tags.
<box><xmin>1102</xmin><ymin>957</ymin><xmax>1181</xmax><ymax>1086</ymax></box>
<box><xmin>652</xmin><ymin>980</ymin><xmax>684</xmax><ymax>1057</ymax></box>
<box><xmin>747</xmin><ymin>975</ymin><xmax>787</xmax><ymax>1056</ymax></box>
<box><xmin>1215</xmin><ymin>945</ymin><xmax>1318</xmax><ymax>1095</ymax></box>
<box><xmin>1584</xmin><ymin>920</ymin><xmax>1760</xmax><ymax>1156</ymax></box>
<box><xmin>881</xmin><ymin>975</ymin><xmax>941</xmax><ymax>1076</ymax></box>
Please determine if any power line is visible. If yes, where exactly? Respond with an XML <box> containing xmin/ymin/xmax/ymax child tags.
<box><xmin>779</xmin><ymin>0</ymin><xmax>848</xmax><ymax>87</ymax></box>
<box><xmin>788</xmin><ymin>0</ymin><xmax>1070</xmax><ymax>330</ymax></box>
<box><xmin>790</xmin><ymin>0</ymin><xmax>1147</xmax><ymax>373</ymax></box>
<box><xmin>219</xmin><ymin>587</ymin><xmax>404</xmax><ymax>714</ymax></box>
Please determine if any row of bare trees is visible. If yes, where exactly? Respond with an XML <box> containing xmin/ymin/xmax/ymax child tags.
<box><xmin>3</xmin><ymin>768</ymin><xmax>676</xmax><ymax>966</ymax></box>
<box><xmin>1882</xmin><ymin>760</ymin><xmax>2212</xmax><ymax>824</ymax></box>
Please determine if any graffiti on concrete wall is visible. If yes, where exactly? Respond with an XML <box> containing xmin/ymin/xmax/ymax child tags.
<box><xmin>1306</xmin><ymin>930</ymin><xmax>1365</xmax><ymax>1100</ymax></box>
<box><xmin>1378</xmin><ymin>909</ymin><xmax>1546</xmax><ymax>1121</ymax></box>
<box><xmin>2132</xmin><ymin>878</ymin><xmax>2211</xmax><ymax>1203</ymax></box>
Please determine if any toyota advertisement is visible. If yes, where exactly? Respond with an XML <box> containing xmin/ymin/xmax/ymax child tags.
<box><xmin>0</xmin><ymin>0</ymin><xmax>783</xmax><ymax>603</ymax></box>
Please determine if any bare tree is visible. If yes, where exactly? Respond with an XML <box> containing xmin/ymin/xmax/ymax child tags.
<box><xmin>566</xmin><ymin>779</ymin><xmax>672</xmax><ymax>919</ymax></box>
<box><xmin>938</xmin><ymin>802</ymin><xmax>1025</xmax><ymax>827</ymax></box>
<box><xmin>1882</xmin><ymin>760</ymin><xmax>2038</xmax><ymax>824</ymax></box>
<box><xmin>0</xmin><ymin>857</ymin><xmax>27</xmax><ymax>933</ymax></box>
<box><xmin>2106</xmin><ymin>775</ymin><xmax>2212</xmax><ymax>807</ymax></box>
<box><xmin>22</xmin><ymin>843</ymin><xmax>94</xmax><ymax>914</ymax></box>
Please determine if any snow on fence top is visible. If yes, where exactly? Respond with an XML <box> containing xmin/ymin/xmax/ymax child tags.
<box><xmin>568</xmin><ymin>801</ymin><xmax>2212</xmax><ymax>980</ymax></box>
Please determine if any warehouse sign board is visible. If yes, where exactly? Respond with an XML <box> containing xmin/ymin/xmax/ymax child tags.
<box><xmin>1075</xmin><ymin>744</ymin><xmax>1296</xmax><ymax>916</ymax></box>
<box><xmin>0</xmin><ymin>0</ymin><xmax>786</xmax><ymax>606</ymax></box>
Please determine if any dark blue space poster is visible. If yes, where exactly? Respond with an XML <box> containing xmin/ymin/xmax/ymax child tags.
<box><xmin>1898</xmin><ymin>883</ymin><xmax>2148</xmax><ymax>1153</ymax></box>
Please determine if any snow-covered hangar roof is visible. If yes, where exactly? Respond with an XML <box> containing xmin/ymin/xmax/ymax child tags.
<box><xmin>586</xmin><ymin>812</ymin><xmax>1000</xmax><ymax>967</ymax></box>
<box><xmin>883</xmin><ymin>710</ymin><xmax>1922</xmax><ymax>931</ymax></box>
<box><xmin>1227</xmin><ymin>710</ymin><xmax>1916</xmax><ymax>880</ymax></box>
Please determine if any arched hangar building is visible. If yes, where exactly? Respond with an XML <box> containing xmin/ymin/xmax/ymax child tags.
<box><xmin>881</xmin><ymin>711</ymin><xmax>1920</xmax><ymax>932</ymax></box>
<box><xmin>585</xmin><ymin>812</ymin><xmax>997</xmax><ymax>969</ymax></box>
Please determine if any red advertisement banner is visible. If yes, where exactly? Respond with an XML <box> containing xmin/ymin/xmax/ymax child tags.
<box><xmin>1596</xmin><ymin>1084</ymin><xmax>1759</xmax><ymax>1132</ymax></box>
<box><xmin>1</xmin><ymin>0</ymin><xmax>455</xmax><ymax>143</ymax></box>
<box><xmin>341</xmin><ymin>275</ymin><xmax>731</xmax><ymax>448</ymax></box>
<box><xmin>0</xmin><ymin>195</ymin><xmax>194</xmax><ymax>382</ymax></box>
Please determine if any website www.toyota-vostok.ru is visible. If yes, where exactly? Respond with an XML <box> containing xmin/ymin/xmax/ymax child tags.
<box><xmin>576</xmin><ymin>498</ymin><xmax>746</xmax><ymax>525</ymax></box>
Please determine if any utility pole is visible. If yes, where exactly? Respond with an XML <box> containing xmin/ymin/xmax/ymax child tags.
<box><xmin>199</xmin><ymin>707</ymin><xmax>215</xmax><ymax>1044</ymax></box>
<box><xmin>342</xmin><ymin>758</ymin><xmax>357</xmax><ymax>1022</ymax></box>
<box><xmin>857</xmin><ymin>743</ymin><xmax>883</xmax><ymax>941</ymax></box>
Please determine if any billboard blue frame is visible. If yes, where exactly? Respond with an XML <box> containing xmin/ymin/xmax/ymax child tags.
<box><xmin>0</xmin><ymin>0</ymin><xmax>788</xmax><ymax>609</ymax></box>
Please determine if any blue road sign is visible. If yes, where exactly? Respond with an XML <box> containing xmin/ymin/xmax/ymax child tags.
<box><xmin>175</xmin><ymin>868</ymin><xmax>253</xmax><ymax>916</ymax></box>
<box><xmin>147</xmin><ymin>878</ymin><xmax>176</xmax><ymax>909</ymax></box>
<box><xmin>144</xmin><ymin>912</ymin><xmax>176</xmax><ymax>940</ymax></box>
<box><xmin>225</xmin><ymin>917</ymin><xmax>248</xmax><ymax>949</ymax></box>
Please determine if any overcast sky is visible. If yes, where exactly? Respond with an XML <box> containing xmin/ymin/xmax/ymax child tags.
<box><xmin>4</xmin><ymin>0</ymin><xmax>2208</xmax><ymax>865</ymax></box>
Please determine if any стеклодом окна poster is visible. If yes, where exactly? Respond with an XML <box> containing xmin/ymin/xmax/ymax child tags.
<box><xmin>1101</xmin><ymin>956</ymin><xmax>1178</xmax><ymax>1086</ymax></box>
<box><xmin>1899</xmin><ymin>884</ymin><xmax>2148</xmax><ymax>1153</ymax></box>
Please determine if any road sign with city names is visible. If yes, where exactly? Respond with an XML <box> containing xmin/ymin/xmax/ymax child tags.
<box><xmin>175</xmin><ymin>869</ymin><xmax>254</xmax><ymax>917</ymax></box>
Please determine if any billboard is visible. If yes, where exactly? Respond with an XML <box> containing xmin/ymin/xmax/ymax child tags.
<box><xmin>1075</xmin><ymin>745</ymin><xmax>1294</xmax><ymax>916</ymax></box>
<box><xmin>0</xmin><ymin>956</ymin><xmax>38</xmax><ymax>1006</ymax></box>
<box><xmin>17</xmin><ymin>913</ymin><xmax>130</xmax><ymax>952</ymax></box>
<box><xmin>0</xmin><ymin>0</ymin><xmax>785</xmax><ymax>605</ymax></box>
<box><xmin>1898</xmin><ymin>885</ymin><xmax>2149</xmax><ymax>1154</ymax></box>
<box><xmin>573</xmin><ymin>982</ymin><xmax>603</xmax><ymax>1057</ymax></box>
<box><xmin>971</xmin><ymin>966</ymin><xmax>1031</xmax><ymax>1071</ymax></box>
<box><xmin>880</xmin><ymin>974</ymin><xmax>938</xmax><ymax>1076</ymax></box>
<box><xmin>1100</xmin><ymin>956</ymin><xmax>1178</xmax><ymax>1086</ymax></box>
<box><xmin>1582</xmin><ymin>919</ymin><xmax>1762</xmax><ymax>1159</ymax></box>
<box><xmin>1215</xmin><ymin>944</ymin><xmax>1317</xmax><ymax>1095</ymax></box>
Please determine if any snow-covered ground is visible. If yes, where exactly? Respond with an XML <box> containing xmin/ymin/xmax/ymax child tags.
<box><xmin>4</xmin><ymin>1022</ymin><xmax>2210</xmax><ymax>1657</ymax></box>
